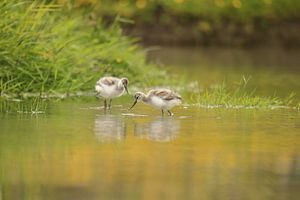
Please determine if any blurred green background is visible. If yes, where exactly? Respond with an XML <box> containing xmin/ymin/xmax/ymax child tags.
<box><xmin>59</xmin><ymin>0</ymin><xmax>300</xmax><ymax>46</ymax></box>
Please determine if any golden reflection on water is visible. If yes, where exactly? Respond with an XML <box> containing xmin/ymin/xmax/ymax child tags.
<box><xmin>134</xmin><ymin>117</ymin><xmax>180</xmax><ymax>142</ymax></box>
<box><xmin>94</xmin><ymin>114</ymin><xmax>126</xmax><ymax>142</ymax></box>
<box><xmin>0</xmin><ymin>101</ymin><xmax>299</xmax><ymax>199</ymax></box>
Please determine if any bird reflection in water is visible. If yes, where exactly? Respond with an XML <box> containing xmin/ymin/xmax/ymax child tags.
<box><xmin>94</xmin><ymin>115</ymin><xmax>126</xmax><ymax>142</ymax></box>
<box><xmin>134</xmin><ymin>118</ymin><xmax>180</xmax><ymax>142</ymax></box>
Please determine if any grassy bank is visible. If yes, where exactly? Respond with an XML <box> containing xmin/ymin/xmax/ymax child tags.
<box><xmin>66</xmin><ymin>0</ymin><xmax>300</xmax><ymax>46</ymax></box>
<box><xmin>1</xmin><ymin>92</ymin><xmax>299</xmax><ymax>114</ymax></box>
<box><xmin>1</xmin><ymin>78</ymin><xmax>299</xmax><ymax>114</ymax></box>
<box><xmin>96</xmin><ymin>0</ymin><xmax>300</xmax><ymax>19</ymax></box>
<box><xmin>0</xmin><ymin>0</ymin><xmax>166</xmax><ymax>96</ymax></box>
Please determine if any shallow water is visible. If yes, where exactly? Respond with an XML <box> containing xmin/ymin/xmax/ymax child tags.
<box><xmin>1</xmin><ymin>47</ymin><xmax>300</xmax><ymax>200</ymax></box>
<box><xmin>0</xmin><ymin>98</ymin><xmax>299</xmax><ymax>200</ymax></box>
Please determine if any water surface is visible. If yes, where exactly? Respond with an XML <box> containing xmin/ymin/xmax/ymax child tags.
<box><xmin>1</xmin><ymin>47</ymin><xmax>300</xmax><ymax>200</ymax></box>
<box><xmin>0</xmin><ymin>98</ymin><xmax>299</xmax><ymax>200</ymax></box>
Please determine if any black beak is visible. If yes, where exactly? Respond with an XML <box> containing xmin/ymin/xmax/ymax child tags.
<box><xmin>124</xmin><ymin>84</ymin><xmax>129</xmax><ymax>94</ymax></box>
<box><xmin>129</xmin><ymin>99</ymin><xmax>138</xmax><ymax>110</ymax></box>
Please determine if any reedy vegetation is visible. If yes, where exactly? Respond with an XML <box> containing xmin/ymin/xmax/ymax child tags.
<box><xmin>0</xmin><ymin>0</ymin><xmax>166</xmax><ymax>96</ymax></box>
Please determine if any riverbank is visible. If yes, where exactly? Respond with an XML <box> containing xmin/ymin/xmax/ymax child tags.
<box><xmin>88</xmin><ymin>0</ymin><xmax>300</xmax><ymax>47</ymax></box>
<box><xmin>124</xmin><ymin>18</ymin><xmax>300</xmax><ymax>47</ymax></box>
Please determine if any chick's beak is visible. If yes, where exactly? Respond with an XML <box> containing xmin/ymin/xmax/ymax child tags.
<box><xmin>129</xmin><ymin>99</ymin><xmax>138</xmax><ymax>110</ymax></box>
<box><xmin>123</xmin><ymin>83</ymin><xmax>129</xmax><ymax>94</ymax></box>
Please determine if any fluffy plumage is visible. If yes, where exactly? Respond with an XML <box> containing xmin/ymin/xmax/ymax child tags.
<box><xmin>130</xmin><ymin>89</ymin><xmax>182</xmax><ymax>116</ymax></box>
<box><xmin>95</xmin><ymin>76</ymin><xmax>129</xmax><ymax>109</ymax></box>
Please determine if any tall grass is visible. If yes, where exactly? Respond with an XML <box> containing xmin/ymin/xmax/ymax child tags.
<box><xmin>0</xmin><ymin>0</ymin><xmax>166</xmax><ymax>96</ymax></box>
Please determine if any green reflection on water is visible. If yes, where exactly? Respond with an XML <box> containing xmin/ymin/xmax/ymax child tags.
<box><xmin>0</xmin><ymin>98</ymin><xmax>299</xmax><ymax>200</ymax></box>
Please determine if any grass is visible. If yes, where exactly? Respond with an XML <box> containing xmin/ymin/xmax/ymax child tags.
<box><xmin>1</xmin><ymin>77</ymin><xmax>299</xmax><ymax>114</ymax></box>
<box><xmin>192</xmin><ymin>77</ymin><xmax>299</xmax><ymax>109</ymax></box>
<box><xmin>0</xmin><ymin>0</ymin><xmax>166</xmax><ymax>96</ymax></box>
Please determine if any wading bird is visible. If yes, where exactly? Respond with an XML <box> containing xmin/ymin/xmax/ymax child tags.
<box><xmin>95</xmin><ymin>76</ymin><xmax>129</xmax><ymax>109</ymax></box>
<box><xmin>129</xmin><ymin>89</ymin><xmax>182</xmax><ymax>116</ymax></box>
